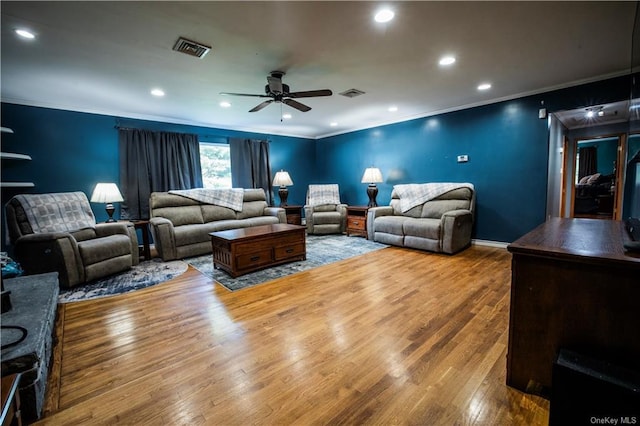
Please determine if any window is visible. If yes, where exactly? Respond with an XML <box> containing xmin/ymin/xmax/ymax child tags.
<box><xmin>200</xmin><ymin>143</ymin><xmax>231</xmax><ymax>189</ymax></box>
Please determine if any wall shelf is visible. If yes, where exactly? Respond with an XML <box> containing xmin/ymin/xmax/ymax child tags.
<box><xmin>1</xmin><ymin>127</ymin><xmax>35</xmax><ymax>189</ymax></box>
<box><xmin>1</xmin><ymin>152</ymin><xmax>32</xmax><ymax>161</ymax></box>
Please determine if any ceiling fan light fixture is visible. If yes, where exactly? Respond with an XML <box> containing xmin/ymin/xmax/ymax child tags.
<box><xmin>282</xmin><ymin>113</ymin><xmax>292</xmax><ymax>119</ymax></box>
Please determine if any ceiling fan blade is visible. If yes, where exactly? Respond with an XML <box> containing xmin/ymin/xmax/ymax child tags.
<box><xmin>267</xmin><ymin>76</ymin><xmax>283</xmax><ymax>94</ymax></box>
<box><xmin>220</xmin><ymin>92</ymin><xmax>270</xmax><ymax>98</ymax></box>
<box><xmin>283</xmin><ymin>98</ymin><xmax>311</xmax><ymax>112</ymax></box>
<box><xmin>288</xmin><ymin>89</ymin><xmax>332</xmax><ymax>98</ymax></box>
<box><xmin>249</xmin><ymin>100</ymin><xmax>274</xmax><ymax>112</ymax></box>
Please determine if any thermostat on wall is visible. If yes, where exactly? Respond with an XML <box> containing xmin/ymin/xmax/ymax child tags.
<box><xmin>457</xmin><ymin>155</ymin><xmax>469</xmax><ymax>163</ymax></box>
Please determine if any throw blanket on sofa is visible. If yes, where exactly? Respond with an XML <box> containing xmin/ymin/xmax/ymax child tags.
<box><xmin>394</xmin><ymin>183</ymin><xmax>474</xmax><ymax>213</ymax></box>
<box><xmin>308</xmin><ymin>184</ymin><xmax>341</xmax><ymax>207</ymax></box>
<box><xmin>169</xmin><ymin>188</ymin><xmax>244</xmax><ymax>211</ymax></box>
<box><xmin>13</xmin><ymin>192</ymin><xmax>96</xmax><ymax>233</ymax></box>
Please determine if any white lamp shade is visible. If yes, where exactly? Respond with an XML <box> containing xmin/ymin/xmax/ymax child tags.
<box><xmin>361</xmin><ymin>167</ymin><xmax>383</xmax><ymax>184</ymax></box>
<box><xmin>273</xmin><ymin>170</ymin><xmax>293</xmax><ymax>187</ymax></box>
<box><xmin>90</xmin><ymin>183</ymin><xmax>124</xmax><ymax>203</ymax></box>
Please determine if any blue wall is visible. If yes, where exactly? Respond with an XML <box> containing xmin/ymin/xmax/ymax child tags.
<box><xmin>1</xmin><ymin>74</ymin><xmax>634</xmax><ymax>245</ymax></box>
<box><xmin>318</xmin><ymin>98</ymin><xmax>548</xmax><ymax>242</ymax></box>
<box><xmin>0</xmin><ymin>105</ymin><xmax>316</xmax><ymax>223</ymax></box>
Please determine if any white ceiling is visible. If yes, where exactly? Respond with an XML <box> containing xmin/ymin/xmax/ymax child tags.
<box><xmin>1</xmin><ymin>1</ymin><xmax>636</xmax><ymax>139</ymax></box>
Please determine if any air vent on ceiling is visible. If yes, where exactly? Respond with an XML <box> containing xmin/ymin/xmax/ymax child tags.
<box><xmin>173</xmin><ymin>37</ymin><xmax>211</xmax><ymax>58</ymax></box>
<box><xmin>339</xmin><ymin>88</ymin><xmax>366</xmax><ymax>98</ymax></box>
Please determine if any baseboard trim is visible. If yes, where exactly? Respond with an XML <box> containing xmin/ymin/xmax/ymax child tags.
<box><xmin>471</xmin><ymin>239</ymin><xmax>509</xmax><ymax>249</ymax></box>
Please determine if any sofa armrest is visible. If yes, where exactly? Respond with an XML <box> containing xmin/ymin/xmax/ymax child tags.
<box><xmin>264</xmin><ymin>207</ymin><xmax>287</xmax><ymax>223</ymax></box>
<box><xmin>149</xmin><ymin>217</ymin><xmax>177</xmax><ymax>261</ymax></box>
<box><xmin>13</xmin><ymin>232</ymin><xmax>84</xmax><ymax>288</ymax></box>
<box><xmin>441</xmin><ymin>209</ymin><xmax>473</xmax><ymax>254</ymax></box>
<box><xmin>366</xmin><ymin>206</ymin><xmax>394</xmax><ymax>239</ymax></box>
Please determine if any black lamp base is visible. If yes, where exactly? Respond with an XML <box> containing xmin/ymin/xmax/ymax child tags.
<box><xmin>366</xmin><ymin>184</ymin><xmax>379</xmax><ymax>207</ymax></box>
<box><xmin>105</xmin><ymin>203</ymin><xmax>116</xmax><ymax>223</ymax></box>
<box><xmin>278</xmin><ymin>187</ymin><xmax>289</xmax><ymax>207</ymax></box>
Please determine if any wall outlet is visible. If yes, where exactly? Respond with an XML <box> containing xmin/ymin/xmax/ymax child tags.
<box><xmin>457</xmin><ymin>155</ymin><xmax>469</xmax><ymax>163</ymax></box>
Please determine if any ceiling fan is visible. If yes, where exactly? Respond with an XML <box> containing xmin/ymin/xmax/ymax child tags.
<box><xmin>220</xmin><ymin>71</ymin><xmax>332</xmax><ymax>113</ymax></box>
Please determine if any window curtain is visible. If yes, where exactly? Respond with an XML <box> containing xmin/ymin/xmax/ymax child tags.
<box><xmin>119</xmin><ymin>129</ymin><xmax>203</xmax><ymax>219</ymax></box>
<box><xmin>229</xmin><ymin>138</ymin><xmax>273</xmax><ymax>205</ymax></box>
<box><xmin>578</xmin><ymin>146</ymin><xmax>598</xmax><ymax>180</ymax></box>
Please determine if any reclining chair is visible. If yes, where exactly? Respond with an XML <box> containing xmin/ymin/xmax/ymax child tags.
<box><xmin>304</xmin><ymin>184</ymin><xmax>347</xmax><ymax>235</ymax></box>
<box><xmin>5</xmin><ymin>191</ymin><xmax>139</xmax><ymax>288</ymax></box>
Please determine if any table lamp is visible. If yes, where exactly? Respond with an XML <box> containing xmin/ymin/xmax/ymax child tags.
<box><xmin>90</xmin><ymin>182</ymin><xmax>124</xmax><ymax>222</ymax></box>
<box><xmin>272</xmin><ymin>170</ymin><xmax>293</xmax><ymax>206</ymax></box>
<box><xmin>361</xmin><ymin>167</ymin><xmax>383</xmax><ymax>207</ymax></box>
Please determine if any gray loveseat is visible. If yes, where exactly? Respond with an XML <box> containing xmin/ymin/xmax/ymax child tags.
<box><xmin>367</xmin><ymin>183</ymin><xmax>475</xmax><ymax>254</ymax></box>
<box><xmin>149</xmin><ymin>188</ymin><xmax>286</xmax><ymax>261</ymax></box>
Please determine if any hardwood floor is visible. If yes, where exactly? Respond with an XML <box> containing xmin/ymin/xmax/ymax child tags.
<box><xmin>38</xmin><ymin>245</ymin><xmax>549</xmax><ymax>425</ymax></box>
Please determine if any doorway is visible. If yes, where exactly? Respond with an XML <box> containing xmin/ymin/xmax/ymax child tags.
<box><xmin>569</xmin><ymin>135</ymin><xmax>624</xmax><ymax>219</ymax></box>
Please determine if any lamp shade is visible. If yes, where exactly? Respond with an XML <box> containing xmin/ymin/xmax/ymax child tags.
<box><xmin>90</xmin><ymin>183</ymin><xmax>124</xmax><ymax>203</ymax></box>
<box><xmin>361</xmin><ymin>167</ymin><xmax>383</xmax><ymax>184</ymax></box>
<box><xmin>273</xmin><ymin>170</ymin><xmax>293</xmax><ymax>187</ymax></box>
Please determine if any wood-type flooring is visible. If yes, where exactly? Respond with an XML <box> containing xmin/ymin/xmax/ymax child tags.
<box><xmin>38</xmin><ymin>245</ymin><xmax>549</xmax><ymax>425</ymax></box>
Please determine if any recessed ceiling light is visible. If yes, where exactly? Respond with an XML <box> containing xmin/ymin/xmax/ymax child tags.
<box><xmin>477</xmin><ymin>83</ymin><xmax>492</xmax><ymax>91</ymax></box>
<box><xmin>374</xmin><ymin>9</ymin><xmax>394</xmax><ymax>23</ymax></box>
<box><xmin>388</xmin><ymin>106</ymin><xmax>398</xmax><ymax>112</ymax></box>
<box><xmin>220</xmin><ymin>101</ymin><xmax>231</xmax><ymax>108</ymax></box>
<box><xmin>150</xmin><ymin>88</ymin><xmax>165</xmax><ymax>97</ymax></box>
<box><xmin>15</xmin><ymin>29</ymin><xmax>35</xmax><ymax>39</ymax></box>
<box><xmin>586</xmin><ymin>110</ymin><xmax>595</xmax><ymax>118</ymax></box>
<box><xmin>330</xmin><ymin>122</ymin><xmax>338</xmax><ymax>127</ymax></box>
<box><xmin>282</xmin><ymin>113</ymin><xmax>292</xmax><ymax>119</ymax></box>
<box><xmin>439</xmin><ymin>56</ymin><xmax>456</xmax><ymax>66</ymax></box>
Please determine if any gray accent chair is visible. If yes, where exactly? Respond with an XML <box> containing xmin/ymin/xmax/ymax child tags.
<box><xmin>149</xmin><ymin>188</ymin><xmax>286</xmax><ymax>261</ymax></box>
<box><xmin>5</xmin><ymin>191</ymin><xmax>140</xmax><ymax>288</ymax></box>
<box><xmin>367</xmin><ymin>186</ymin><xmax>475</xmax><ymax>254</ymax></box>
<box><xmin>304</xmin><ymin>184</ymin><xmax>347</xmax><ymax>235</ymax></box>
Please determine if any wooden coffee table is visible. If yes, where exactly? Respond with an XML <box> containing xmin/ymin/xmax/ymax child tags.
<box><xmin>209</xmin><ymin>224</ymin><xmax>306</xmax><ymax>277</ymax></box>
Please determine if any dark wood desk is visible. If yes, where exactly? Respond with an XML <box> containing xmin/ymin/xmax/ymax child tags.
<box><xmin>506</xmin><ymin>218</ymin><xmax>640</xmax><ymax>397</ymax></box>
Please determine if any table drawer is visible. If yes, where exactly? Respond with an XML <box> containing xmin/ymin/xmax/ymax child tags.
<box><xmin>236</xmin><ymin>249</ymin><xmax>273</xmax><ymax>270</ymax></box>
<box><xmin>348</xmin><ymin>217</ymin><xmax>366</xmax><ymax>230</ymax></box>
<box><xmin>274</xmin><ymin>243</ymin><xmax>305</xmax><ymax>260</ymax></box>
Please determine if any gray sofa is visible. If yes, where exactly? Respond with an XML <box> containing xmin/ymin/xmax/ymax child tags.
<box><xmin>5</xmin><ymin>191</ymin><xmax>140</xmax><ymax>288</ymax></box>
<box><xmin>149</xmin><ymin>188</ymin><xmax>286</xmax><ymax>261</ymax></box>
<box><xmin>367</xmin><ymin>184</ymin><xmax>475</xmax><ymax>254</ymax></box>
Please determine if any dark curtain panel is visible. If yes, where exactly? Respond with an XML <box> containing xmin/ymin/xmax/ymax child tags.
<box><xmin>229</xmin><ymin>138</ymin><xmax>273</xmax><ymax>205</ymax></box>
<box><xmin>578</xmin><ymin>146</ymin><xmax>598</xmax><ymax>180</ymax></box>
<box><xmin>119</xmin><ymin>129</ymin><xmax>203</xmax><ymax>219</ymax></box>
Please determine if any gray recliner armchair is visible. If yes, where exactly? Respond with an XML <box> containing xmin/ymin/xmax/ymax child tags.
<box><xmin>5</xmin><ymin>191</ymin><xmax>139</xmax><ymax>288</ymax></box>
<box><xmin>304</xmin><ymin>184</ymin><xmax>347</xmax><ymax>235</ymax></box>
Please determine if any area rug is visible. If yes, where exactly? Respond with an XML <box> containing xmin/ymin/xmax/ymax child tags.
<box><xmin>187</xmin><ymin>234</ymin><xmax>388</xmax><ymax>291</ymax></box>
<box><xmin>58</xmin><ymin>259</ymin><xmax>188</xmax><ymax>303</ymax></box>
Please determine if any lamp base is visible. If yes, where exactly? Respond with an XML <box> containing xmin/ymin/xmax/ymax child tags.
<box><xmin>366</xmin><ymin>184</ymin><xmax>379</xmax><ymax>208</ymax></box>
<box><xmin>105</xmin><ymin>203</ymin><xmax>116</xmax><ymax>223</ymax></box>
<box><xmin>278</xmin><ymin>187</ymin><xmax>289</xmax><ymax>207</ymax></box>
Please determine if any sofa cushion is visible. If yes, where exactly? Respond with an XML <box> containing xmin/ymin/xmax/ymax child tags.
<box><xmin>174</xmin><ymin>223</ymin><xmax>211</xmax><ymax>246</ymax></box>
<box><xmin>373</xmin><ymin>216</ymin><xmax>407</xmax><ymax>235</ymax></box>
<box><xmin>153</xmin><ymin>206</ymin><xmax>204</xmax><ymax>226</ymax></box>
<box><xmin>244</xmin><ymin>216</ymin><xmax>281</xmax><ymax>227</ymax></box>
<box><xmin>243</xmin><ymin>188</ymin><xmax>268</xmax><ymax>202</ymax></box>
<box><xmin>311</xmin><ymin>211</ymin><xmax>343</xmax><ymax>225</ymax></box>
<box><xmin>237</xmin><ymin>200</ymin><xmax>268</xmax><ymax>219</ymax></box>
<box><xmin>70</xmin><ymin>227</ymin><xmax>98</xmax><ymax>242</ymax></box>
<box><xmin>311</xmin><ymin>204</ymin><xmax>339</xmax><ymax>212</ymax></box>
<box><xmin>434</xmin><ymin>187</ymin><xmax>473</xmax><ymax>201</ymax></box>
<box><xmin>390</xmin><ymin>199</ymin><xmax>422</xmax><ymax>218</ymax></box>
<box><xmin>78</xmin><ymin>234</ymin><xmax>132</xmax><ymax>265</ymax></box>
<box><xmin>201</xmin><ymin>205</ymin><xmax>236</xmax><ymax>222</ymax></box>
<box><xmin>403</xmin><ymin>218</ymin><xmax>441</xmax><ymax>239</ymax></box>
<box><xmin>422</xmin><ymin>200</ymin><xmax>471</xmax><ymax>219</ymax></box>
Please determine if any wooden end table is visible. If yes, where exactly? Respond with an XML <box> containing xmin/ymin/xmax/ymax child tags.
<box><xmin>282</xmin><ymin>205</ymin><xmax>302</xmax><ymax>226</ymax></box>
<box><xmin>346</xmin><ymin>206</ymin><xmax>369</xmax><ymax>238</ymax></box>
<box><xmin>209</xmin><ymin>224</ymin><xmax>306</xmax><ymax>277</ymax></box>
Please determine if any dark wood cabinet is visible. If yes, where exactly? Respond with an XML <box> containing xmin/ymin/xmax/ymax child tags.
<box><xmin>506</xmin><ymin>218</ymin><xmax>640</xmax><ymax>397</ymax></box>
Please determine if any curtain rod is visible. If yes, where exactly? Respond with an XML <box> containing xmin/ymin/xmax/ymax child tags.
<box><xmin>114</xmin><ymin>125</ymin><xmax>270</xmax><ymax>142</ymax></box>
